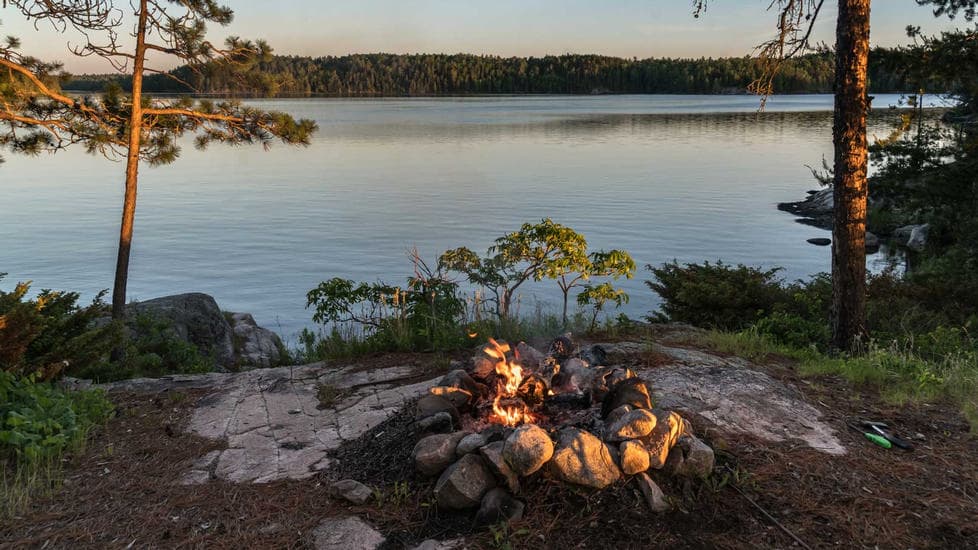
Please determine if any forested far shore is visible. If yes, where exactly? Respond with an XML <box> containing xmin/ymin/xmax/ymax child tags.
<box><xmin>62</xmin><ymin>51</ymin><xmax>921</xmax><ymax>96</ymax></box>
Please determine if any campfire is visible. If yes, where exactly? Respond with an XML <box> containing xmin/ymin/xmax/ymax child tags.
<box><xmin>411</xmin><ymin>334</ymin><xmax>715</xmax><ymax>524</ymax></box>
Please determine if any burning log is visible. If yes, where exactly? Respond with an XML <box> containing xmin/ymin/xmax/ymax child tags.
<box><xmin>517</xmin><ymin>373</ymin><xmax>548</xmax><ymax>406</ymax></box>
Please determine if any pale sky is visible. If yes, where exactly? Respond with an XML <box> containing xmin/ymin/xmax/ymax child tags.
<box><xmin>0</xmin><ymin>1</ymin><xmax>961</xmax><ymax>73</ymax></box>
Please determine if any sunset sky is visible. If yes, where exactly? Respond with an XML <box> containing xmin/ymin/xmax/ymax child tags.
<box><xmin>1</xmin><ymin>1</ymin><xmax>960</xmax><ymax>73</ymax></box>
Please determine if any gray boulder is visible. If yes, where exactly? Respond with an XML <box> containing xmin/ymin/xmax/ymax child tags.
<box><xmin>644</xmin><ymin>410</ymin><xmax>690</xmax><ymax>469</ymax></box>
<box><xmin>434</xmin><ymin>454</ymin><xmax>496</xmax><ymax>510</ymax></box>
<box><xmin>865</xmin><ymin>231</ymin><xmax>880</xmax><ymax>250</ymax></box>
<box><xmin>413</xmin><ymin>432</ymin><xmax>469</xmax><ymax>477</ymax></box>
<box><xmin>502</xmin><ymin>424</ymin><xmax>554</xmax><ymax>476</ymax></box>
<box><xmin>416</xmin><ymin>395</ymin><xmax>459</xmax><ymax>423</ymax></box>
<box><xmin>479</xmin><ymin>441</ymin><xmax>520</xmax><ymax>493</ymax></box>
<box><xmin>310</xmin><ymin>516</ymin><xmax>385</xmax><ymax>550</ymax></box>
<box><xmin>475</xmin><ymin>488</ymin><xmax>525</xmax><ymax>526</ymax></box>
<box><xmin>128</xmin><ymin>293</ymin><xmax>235</xmax><ymax>370</ymax></box>
<box><xmin>515</xmin><ymin>342</ymin><xmax>545</xmax><ymax>369</ymax></box>
<box><xmin>894</xmin><ymin>223</ymin><xmax>930</xmax><ymax>251</ymax></box>
<box><xmin>429</xmin><ymin>386</ymin><xmax>473</xmax><ymax>409</ymax></box>
<box><xmin>635</xmin><ymin>473</ymin><xmax>671</xmax><ymax>513</ymax></box>
<box><xmin>455</xmin><ymin>432</ymin><xmax>489</xmax><ymax>457</ymax></box>
<box><xmin>329</xmin><ymin>479</ymin><xmax>372</xmax><ymax>505</ymax></box>
<box><xmin>664</xmin><ymin>435</ymin><xmax>715</xmax><ymax>478</ymax></box>
<box><xmin>605</xmin><ymin>409</ymin><xmax>658</xmax><ymax>442</ymax></box>
<box><xmin>550</xmin><ymin>427</ymin><xmax>621</xmax><ymax>489</ymax></box>
<box><xmin>228</xmin><ymin>312</ymin><xmax>283</xmax><ymax>369</ymax></box>
<box><xmin>619</xmin><ymin>440</ymin><xmax>651</xmax><ymax>475</ymax></box>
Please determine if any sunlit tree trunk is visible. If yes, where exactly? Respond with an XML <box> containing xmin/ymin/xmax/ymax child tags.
<box><xmin>111</xmin><ymin>0</ymin><xmax>149</xmax><ymax>324</ymax></box>
<box><xmin>831</xmin><ymin>0</ymin><xmax>872</xmax><ymax>352</ymax></box>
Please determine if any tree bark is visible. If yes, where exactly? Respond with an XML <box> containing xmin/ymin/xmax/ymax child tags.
<box><xmin>110</xmin><ymin>0</ymin><xmax>149</xmax><ymax>324</ymax></box>
<box><xmin>830</xmin><ymin>0</ymin><xmax>872</xmax><ymax>352</ymax></box>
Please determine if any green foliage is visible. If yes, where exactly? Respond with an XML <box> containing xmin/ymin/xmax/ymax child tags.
<box><xmin>440</xmin><ymin>218</ymin><xmax>633</xmax><ymax>323</ymax></box>
<box><xmin>1</xmin><ymin>2</ymin><xmax>318</xmax><ymax>166</ymax></box>
<box><xmin>74</xmin><ymin>314</ymin><xmax>214</xmax><ymax>382</ymax></box>
<box><xmin>63</xmin><ymin>50</ymin><xmax>912</xmax><ymax>97</ymax></box>
<box><xmin>558</xmin><ymin>249</ymin><xmax>635</xmax><ymax>324</ymax></box>
<box><xmin>577</xmin><ymin>282</ymin><xmax>630</xmax><ymax>332</ymax></box>
<box><xmin>646</xmin><ymin>261</ymin><xmax>794</xmax><ymax>331</ymax></box>
<box><xmin>440</xmin><ymin>218</ymin><xmax>589</xmax><ymax>319</ymax></box>
<box><xmin>0</xmin><ymin>371</ymin><xmax>113</xmax><ymax>464</ymax></box>
<box><xmin>307</xmin><ymin>252</ymin><xmax>467</xmax><ymax>353</ymax></box>
<box><xmin>0</xmin><ymin>371</ymin><xmax>113</xmax><ymax>516</ymax></box>
<box><xmin>0</xmin><ymin>275</ymin><xmax>119</xmax><ymax>380</ymax></box>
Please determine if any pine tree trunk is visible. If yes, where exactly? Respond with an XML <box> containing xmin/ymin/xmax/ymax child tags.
<box><xmin>830</xmin><ymin>0</ymin><xmax>872</xmax><ymax>352</ymax></box>
<box><xmin>110</xmin><ymin>0</ymin><xmax>149</xmax><ymax>327</ymax></box>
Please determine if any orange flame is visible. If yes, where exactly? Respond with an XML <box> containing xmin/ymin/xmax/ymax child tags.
<box><xmin>484</xmin><ymin>338</ymin><xmax>535</xmax><ymax>426</ymax></box>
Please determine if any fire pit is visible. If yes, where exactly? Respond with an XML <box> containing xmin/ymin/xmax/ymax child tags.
<box><xmin>411</xmin><ymin>335</ymin><xmax>715</xmax><ymax>524</ymax></box>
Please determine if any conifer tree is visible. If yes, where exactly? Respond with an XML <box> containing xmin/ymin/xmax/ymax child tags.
<box><xmin>0</xmin><ymin>0</ymin><xmax>317</xmax><ymax>331</ymax></box>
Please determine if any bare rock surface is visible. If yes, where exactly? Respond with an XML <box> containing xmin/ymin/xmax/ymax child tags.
<box><xmin>101</xmin><ymin>363</ymin><xmax>437</xmax><ymax>483</ymax></box>
<box><xmin>228</xmin><ymin>312</ymin><xmax>284</xmax><ymax>369</ymax></box>
<box><xmin>96</xmin><ymin>332</ymin><xmax>844</xmax><ymax>487</ymax></box>
<box><xmin>599</xmin><ymin>340</ymin><xmax>846</xmax><ymax>455</ymax></box>
<box><xmin>311</xmin><ymin>516</ymin><xmax>385</xmax><ymax>550</ymax></box>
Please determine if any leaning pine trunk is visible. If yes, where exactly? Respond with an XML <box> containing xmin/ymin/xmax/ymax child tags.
<box><xmin>830</xmin><ymin>0</ymin><xmax>872</xmax><ymax>352</ymax></box>
<box><xmin>111</xmin><ymin>0</ymin><xmax>149</xmax><ymax>331</ymax></box>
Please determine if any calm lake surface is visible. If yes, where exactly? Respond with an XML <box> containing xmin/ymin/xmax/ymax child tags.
<box><xmin>0</xmin><ymin>94</ymin><xmax>935</xmax><ymax>338</ymax></box>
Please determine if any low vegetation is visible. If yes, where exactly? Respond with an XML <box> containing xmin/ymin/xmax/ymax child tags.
<box><xmin>0</xmin><ymin>371</ymin><xmax>114</xmax><ymax>516</ymax></box>
<box><xmin>301</xmin><ymin>220</ymin><xmax>634</xmax><ymax>361</ymax></box>
<box><xmin>647</xmin><ymin>261</ymin><xmax>978</xmax><ymax>429</ymax></box>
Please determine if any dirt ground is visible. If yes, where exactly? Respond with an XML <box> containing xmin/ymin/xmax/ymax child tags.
<box><xmin>1</xmin><ymin>348</ymin><xmax>976</xmax><ymax>549</ymax></box>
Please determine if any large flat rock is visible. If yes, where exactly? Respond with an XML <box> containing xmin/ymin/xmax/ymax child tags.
<box><xmin>99</xmin><ymin>338</ymin><xmax>844</xmax><ymax>486</ymax></box>
<box><xmin>603</xmin><ymin>342</ymin><xmax>846</xmax><ymax>455</ymax></box>
<box><xmin>110</xmin><ymin>363</ymin><xmax>439</xmax><ymax>484</ymax></box>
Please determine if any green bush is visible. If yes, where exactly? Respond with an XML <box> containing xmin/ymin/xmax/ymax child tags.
<box><xmin>0</xmin><ymin>275</ymin><xmax>119</xmax><ymax>380</ymax></box>
<box><xmin>645</xmin><ymin>261</ymin><xmax>793</xmax><ymax>330</ymax></box>
<box><xmin>0</xmin><ymin>372</ymin><xmax>113</xmax><ymax>464</ymax></box>
<box><xmin>73</xmin><ymin>314</ymin><xmax>214</xmax><ymax>382</ymax></box>
<box><xmin>306</xmin><ymin>252</ymin><xmax>469</xmax><ymax>354</ymax></box>
<box><xmin>753</xmin><ymin>311</ymin><xmax>830</xmax><ymax>349</ymax></box>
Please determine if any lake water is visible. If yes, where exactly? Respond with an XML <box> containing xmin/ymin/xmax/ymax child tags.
<box><xmin>0</xmin><ymin>94</ymin><xmax>935</xmax><ymax>338</ymax></box>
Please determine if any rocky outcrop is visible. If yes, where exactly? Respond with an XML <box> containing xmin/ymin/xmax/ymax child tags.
<box><xmin>228</xmin><ymin>312</ymin><xmax>284</xmax><ymax>369</ymax></box>
<box><xmin>128</xmin><ymin>293</ymin><xmax>236</xmax><ymax>370</ymax></box>
<box><xmin>127</xmin><ymin>293</ymin><xmax>284</xmax><ymax>371</ymax></box>
<box><xmin>894</xmin><ymin>223</ymin><xmax>930</xmax><ymax>251</ymax></box>
<box><xmin>778</xmin><ymin>186</ymin><xmax>834</xmax><ymax>229</ymax></box>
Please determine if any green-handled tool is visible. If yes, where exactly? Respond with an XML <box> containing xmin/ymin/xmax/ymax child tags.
<box><xmin>847</xmin><ymin>420</ymin><xmax>914</xmax><ymax>451</ymax></box>
<box><xmin>863</xmin><ymin>432</ymin><xmax>892</xmax><ymax>449</ymax></box>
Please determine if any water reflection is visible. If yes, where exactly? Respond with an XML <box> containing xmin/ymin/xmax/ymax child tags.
<box><xmin>0</xmin><ymin>96</ymin><xmax>923</xmax><ymax>336</ymax></box>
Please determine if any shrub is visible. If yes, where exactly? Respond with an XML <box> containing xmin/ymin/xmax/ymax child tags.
<box><xmin>1</xmin><ymin>372</ymin><xmax>114</xmax><ymax>516</ymax></box>
<box><xmin>307</xmin><ymin>252</ymin><xmax>468</xmax><ymax>353</ymax></box>
<box><xmin>753</xmin><ymin>311</ymin><xmax>830</xmax><ymax>349</ymax></box>
<box><xmin>0</xmin><ymin>371</ymin><xmax>113</xmax><ymax>463</ymax></box>
<box><xmin>645</xmin><ymin>261</ymin><xmax>791</xmax><ymax>330</ymax></box>
<box><xmin>0</xmin><ymin>275</ymin><xmax>119</xmax><ymax>381</ymax></box>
